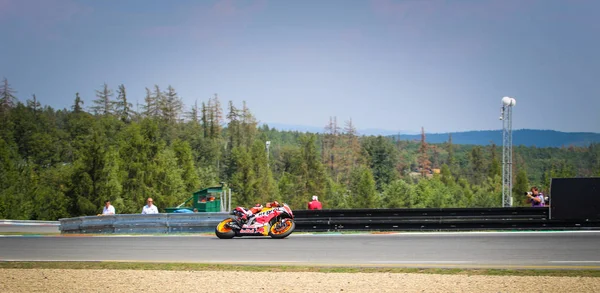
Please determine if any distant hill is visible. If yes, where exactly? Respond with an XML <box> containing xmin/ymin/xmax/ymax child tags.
<box><xmin>262</xmin><ymin>123</ymin><xmax>419</xmax><ymax>136</ymax></box>
<box><xmin>392</xmin><ymin>129</ymin><xmax>600</xmax><ymax>147</ymax></box>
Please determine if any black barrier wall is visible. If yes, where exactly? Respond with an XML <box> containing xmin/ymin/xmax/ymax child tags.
<box><xmin>550</xmin><ymin>177</ymin><xmax>600</xmax><ymax>220</ymax></box>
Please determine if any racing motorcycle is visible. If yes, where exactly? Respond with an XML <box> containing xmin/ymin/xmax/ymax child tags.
<box><xmin>215</xmin><ymin>203</ymin><xmax>295</xmax><ymax>239</ymax></box>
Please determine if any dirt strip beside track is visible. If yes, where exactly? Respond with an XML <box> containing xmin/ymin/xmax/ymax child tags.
<box><xmin>2</xmin><ymin>269</ymin><xmax>600</xmax><ymax>293</ymax></box>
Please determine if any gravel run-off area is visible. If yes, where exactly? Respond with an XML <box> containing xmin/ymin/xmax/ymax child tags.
<box><xmin>2</xmin><ymin>269</ymin><xmax>600</xmax><ymax>293</ymax></box>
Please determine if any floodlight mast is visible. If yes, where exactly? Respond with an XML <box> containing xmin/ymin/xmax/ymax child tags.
<box><xmin>500</xmin><ymin>97</ymin><xmax>516</xmax><ymax>207</ymax></box>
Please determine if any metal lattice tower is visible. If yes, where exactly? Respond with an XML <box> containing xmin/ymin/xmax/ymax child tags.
<box><xmin>500</xmin><ymin>97</ymin><xmax>516</xmax><ymax>207</ymax></box>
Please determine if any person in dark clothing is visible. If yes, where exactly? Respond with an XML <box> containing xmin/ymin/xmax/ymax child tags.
<box><xmin>526</xmin><ymin>187</ymin><xmax>545</xmax><ymax>207</ymax></box>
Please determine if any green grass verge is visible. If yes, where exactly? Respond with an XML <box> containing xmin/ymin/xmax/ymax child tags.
<box><xmin>1</xmin><ymin>262</ymin><xmax>599</xmax><ymax>277</ymax></box>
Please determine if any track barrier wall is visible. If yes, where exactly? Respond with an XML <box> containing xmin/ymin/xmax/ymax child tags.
<box><xmin>59</xmin><ymin>207</ymin><xmax>600</xmax><ymax>234</ymax></box>
<box><xmin>550</xmin><ymin>177</ymin><xmax>600</xmax><ymax>220</ymax></box>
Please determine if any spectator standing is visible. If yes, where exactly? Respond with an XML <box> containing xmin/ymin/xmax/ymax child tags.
<box><xmin>102</xmin><ymin>200</ymin><xmax>115</xmax><ymax>215</ymax></box>
<box><xmin>527</xmin><ymin>187</ymin><xmax>545</xmax><ymax>207</ymax></box>
<box><xmin>307</xmin><ymin>195</ymin><xmax>322</xmax><ymax>210</ymax></box>
<box><xmin>142</xmin><ymin>198</ymin><xmax>159</xmax><ymax>214</ymax></box>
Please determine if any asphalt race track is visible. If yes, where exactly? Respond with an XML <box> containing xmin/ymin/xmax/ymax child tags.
<box><xmin>1</xmin><ymin>231</ymin><xmax>600</xmax><ymax>269</ymax></box>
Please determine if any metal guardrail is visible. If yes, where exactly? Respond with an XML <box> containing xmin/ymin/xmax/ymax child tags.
<box><xmin>58</xmin><ymin>207</ymin><xmax>600</xmax><ymax>234</ymax></box>
<box><xmin>60</xmin><ymin>213</ymin><xmax>228</xmax><ymax>234</ymax></box>
<box><xmin>293</xmin><ymin>207</ymin><xmax>549</xmax><ymax>219</ymax></box>
<box><xmin>1</xmin><ymin>220</ymin><xmax>60</xmax><ymax>226</ymax></box>
<box><xmin>294</xmin><ymin>207</ymin><xmax>600</xmax><ymax>232</ymax></box>
<box><xmin>0</xmin><ymin>219</ymin><xmax>61</xmax><ymax>233</ymax></box>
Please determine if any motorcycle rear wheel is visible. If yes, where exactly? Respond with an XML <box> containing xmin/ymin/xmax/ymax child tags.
<box><xmin>269</xmin><ymin>219</ymin><xmax>295</xmax><ymax>239</ymax></box>
<box><xmin>215</xmin><ymin>219</ymin><xmax>236</xmax><ymax>239</ymax></box>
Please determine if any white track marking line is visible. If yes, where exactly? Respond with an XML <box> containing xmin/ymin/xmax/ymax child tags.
<box><xmin>206</xmin><ymin>260</ymin><xmax>303</xmax><ymax>263</ymax></box>
<box><xmin>370</xmin><ymin>261</ymin><xmax>474</xmax><ymax>264</ymax></box>
<box><xmin>549</xmin><ymin>261</ymin><xmax>600</xmax><ymax>263</ymax></box>
<box><xmin>292</xmin><ymin>231</ymin><xmax>600</xmax><ymax>237</ymax></box>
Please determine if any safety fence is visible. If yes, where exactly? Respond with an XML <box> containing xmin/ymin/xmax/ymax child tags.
<box><xmin>58</xmin><ymin>207</ymin><xmax>600</xmax><ymax>234</ymax></box>
<box><xmin>1</xmin><ymin>220</ymin><xmax>60</xmax><ymax>226</ymax></box>
<box><xmin>59</xmin><ymin>213</ymin><xmax>227</xmax><ymax>234</ymax></box>
<box><xmin>0</xmin><ymin>219</ymin><xmax>61</xmax><ymax>233</ymax></box>
<box><xmin>293</xmin><ymin>207</ymin><xmax>600</xmax><ymax>231</ymax></box>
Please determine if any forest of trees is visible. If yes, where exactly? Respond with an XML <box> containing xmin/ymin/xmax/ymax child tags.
<box><xmin>1</xmin><ymin>78</ymin><xmax>599</xmax><ymax>220</ymax></box>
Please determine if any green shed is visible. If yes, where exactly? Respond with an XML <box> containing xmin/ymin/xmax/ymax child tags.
<box><xmin>165</xmin><ymin>186</ymin><xmax>224</xmax><ymax>213</ymax></box>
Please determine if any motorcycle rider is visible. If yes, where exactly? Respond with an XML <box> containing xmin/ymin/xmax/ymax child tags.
<box><xmin>241</xmin><ymin>201</ymin><xmax>280</xmax><ymax>226</ymax></box>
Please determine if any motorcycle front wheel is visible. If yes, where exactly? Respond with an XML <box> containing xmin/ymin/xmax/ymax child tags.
<box><xmin>269</xmin><ymin>219</ymin><xmax>295</xmax><ymax>239</ymax></box>
<box><xmin>215</xmin><ymin>218</ymin><xmax>236</xmax><ymax>239</ymax></box>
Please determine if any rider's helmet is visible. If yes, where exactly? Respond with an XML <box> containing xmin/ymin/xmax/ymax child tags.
<box><xmin>234</xmin><ymin>206</ymin><xmax>247</xmax><ymax>218</ymax></box>
<box><xmin>250</xmin><ymin>203</ymin><xmax>263</xmax><ymax>214</ymax></box>
<box><xmin>268</xmin><ymin>201</ymin><xmax>280</xmax><ymax>208</ymax></box>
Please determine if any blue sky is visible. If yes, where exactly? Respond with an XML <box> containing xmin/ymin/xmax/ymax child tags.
<box><xmin>1</xmin><ymin>0</ymin><xmax>599</xmax><ymax>133</ymax></box>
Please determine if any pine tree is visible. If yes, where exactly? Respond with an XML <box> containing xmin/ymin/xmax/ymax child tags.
<box><xmin>118</xmin><ymin>122</ymin><xmax>156</xmax><ymax>213</ymax></box>
<box><xmin>428</xmin><ymin>176</ymin><xmax>453</xmax><ymax>207</ymax></box>
<box><xmin>340</xmin><ymin>118</ymin><xmax>364</xmax><ymax>184</ymax></box>
<box><xmin>297</xmin><ymin>134</ymin><xmax>327</xmax><ymax>208</ymax></box>
<box><xmin>208</xmin><ymin>94</ymin><xmax>223</xmax><ymax>138</ymax></box>
<box><xmin>226</xmin><ymin>100</ymin><xmax>240</xmax><ymax>149</ymax></box>
<box><xmin>382</xmin><ymin>179</ymin><xmax>413</xmax><ymax>208</ymax></box>
<box><xmin>27</xmin><ymin>94</ymin><xmax>41</xmax><ymax>113</ymax></box>
<box><xmin>240</xmin><ymin>101</ymin><xmax>258</xmax><ymax>148</ymax></box>
<box><xmin>413</xmin><ymin>177</ymin><xmax>434</xmax><ymax>207</ymax></box>
<box><xmin>250</xmin><ymin>139</ymin><xmax>278</xmax><ymax>203</ymax></box>
<box><xmin>469</xmin><ymin>146</ymin><xmax>485</xmax><ymax>184</ymax></box>
<box><xmin>0</xmin><ymin>137</ymin><xmax>20</xmax><ymax>218</ymax></box>
<box><xmin>488</xmin><ymin>142</ymin><xmax>501</xmax><ymax>178</ymax></box>
<box><xmin>323</xmin><ymin>116</ymin><xmax>341</xmax><ymax>178</ymax></box>
<box><xmin>32</xmin><ymin>165</ymin><xmax>71</xmax><ymax>220</ymax></box>
<box><xmin>430</xmin><ymin>145</ymin><xmax>440</xmax><ymax>169</ymax></box>
<box><xmin>72</xmin><ymin>93</ymin><xmax>84</xmax><ymax>113</ymax></box>
<box><xmin>114</xmin><ymin>84</ymin><xmax>133</xmax><ymax>122</ymax></box>
<box><xmin>363</xmin><ymin>135</ymin><xmax>398</xmax><ymax>191</ymax></box>
<box><xmin>349</xmin><ymin>166</ymin><xmax>380</xmax><ymax>208</ymax></box>
<box><xmin>324</xmin><ymin>178</ymin><xmax>349</xmax><ymax>209</ymax></box>
<box><xmin>142</xmin><ymin>87</ymin><xmax>159</xmax><ymax>117</ymax></box>
<box><xmin>98</xmin><ymin>146</ymin><xmax>123</xmax><ymax>207</ymax></box>
<box><xmin>153</xmin><ymin>85</ymin><xmax>164</xmax><ymax>117</ymax></box>
<box><xmin>418</xmin><ymin>127</ymin><xmax>431</xmax><ymax>177</ymax></box>
<box><xmin>446</xmin><ymin>133</ymin><xmax>456</xmax><ymax>172</ymax></box>
<box><xmin>440</xmin><ymin>164</ymin><xmax>454</xmax><ymax>186</ymax></box>
<box><xmin>201</xmin><ymin>102</ymin><xmax>208</xmax><ymax>138</ymax></box>
<box><xmin>0</xmin><ymin>77</ymin><xmax>17</xmax><ymax>115</ymax></box>
<box><xmin>68</xmin><ymin>125</ymin><xmax>107</xmax><ymax>215</ymax></box>
<box><xmin>161</xmin><ymin>85</ymin><xmax>183</xmax><ymax>123</ymax></box>
<box><xmin>173</xmin><ymin>140</ymin><xmax>199</xmax><ymax>192</ymax></box>
<box><xmin>230</xmin><ymin>146</ymin><xmax>258</xmax><ymax>207</ymax></box>
<box><xmin>344</xmin><ymin>118</ymin><xmax>361</xmax><ymax>166</ymax></box>
<box><xmin>91</xmin><ymin>83</ymin><xmax>114</xmax><ymax>116</ymax></box>
<box><xmin>154</xmin><ymin>148</ymin><xmax>186</xmax><ymax>209</ymax></box>
<box><xmin>513</xmin><ymin>169</ymin><xmax>529</xmax><ymax>206</ymax></box>
<box><xmin>186</xmin><ymin>100</ymin><xmax>200</xmax><ymax>124</ymax></box>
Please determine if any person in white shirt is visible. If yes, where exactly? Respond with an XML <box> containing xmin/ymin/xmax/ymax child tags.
<box><xmin>142</xmin><ymin>197</ymin><xmax>159</xmax><ymax>214</ymax></box>
<box><xmin>102</xmin><ymin>200</ymin><xmax>115</xmax><ymax>215</ymax></box>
